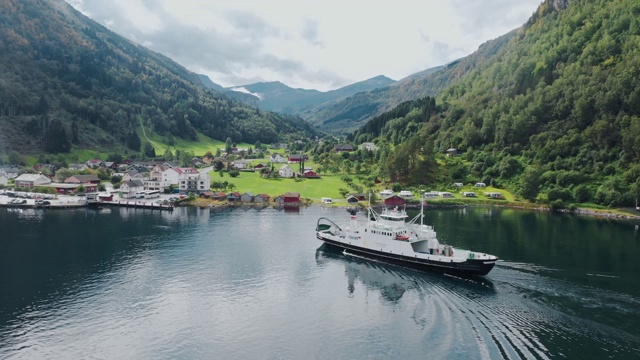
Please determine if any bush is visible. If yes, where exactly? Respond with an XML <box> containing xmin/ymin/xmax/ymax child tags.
<box><xmin>547</xmin><ymin>188</ymin><xmax>573</xmax><ymax>202</ymax></box>
<box><xmin>573</xmin><ymin>184</ymin><xmax>591</xmax><ymax>203</ymax></box>
<box><xmin>392</xmin><ymin>182</ymin><xmax>402</xmax><ymax>192</ymax></box>
<box><xmin>550</xmin><ymin>199</ymin><xmax>566</xmax><ymax>211</ymax></box>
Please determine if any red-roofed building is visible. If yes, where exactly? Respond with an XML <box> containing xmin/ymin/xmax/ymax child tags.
<box><xmin>255</xmin><ymin>193</ymin><xmax>271</xmax><ymax>203</ymax></box>
<box><xmin>384</xmin><ymin>195</ymin><xmax>406</xmax><ymax>207</ymax></box>
<box><xmin>303</xmin><ymin>170</ymin><xmax>320</xmax><ymax>178</ymax></box>
<box><xmin>283</xmin><ymin>192</ymin><xmax>301</xmax><ymax>204</ymax></box>
<box><xmin>287</xmin><ymin>154</ymin><xmax>308</xmax><ymax>163</ymax></box>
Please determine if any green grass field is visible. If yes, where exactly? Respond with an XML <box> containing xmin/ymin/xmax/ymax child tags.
<box><xmin>209</xmin><ymin>167</ymin><xmax>526</xmax><ymax>205</ymax></box>
<box><xmin>137</xmin><ymin>126</ymin><xmax>258</xmax><ymax>156</ymax></box>
<box><xmin>210</xmin><ymin>170</ymin><xmax>365</xmax><ymax>203</ymax></box>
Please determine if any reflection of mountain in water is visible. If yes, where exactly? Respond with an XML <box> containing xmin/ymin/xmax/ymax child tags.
<box><xmin>315</xmin><ymin>244</ymin><xmax>494</xmax><ymax>303</ymax></box>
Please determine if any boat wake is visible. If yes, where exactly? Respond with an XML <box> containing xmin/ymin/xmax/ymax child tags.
<box><xmin>317</xmin><ymin>245</ymin><xmax>640</xmax><ymax>359</ymax></box>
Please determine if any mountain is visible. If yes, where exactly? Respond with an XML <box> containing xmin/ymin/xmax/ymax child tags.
<box><xmin>0</xmin><ymin>0</ymin><xmax>317</xmax><ymax>156</ymax></box>
<box><xmin>233</xmin><ymin>75</ymin><xmax>396</xmax><ymax>115</ymax></box>
<box><xmin>197</xmin><ymin>74</ymin><xmax>225</xmax><ymax>92</ymax></box>
<box><xmin>304</xmin><ymin>31</ymin><xmax>517</xmax><ymax>133</ymax></box>
<box><xmin>198</xmin><ymin>74</ymin><xmax>260</xmax><ymax>107</ymax></box>
<box><xmin>349</xmin><ymin>0</ymin><xmax>640</xmax><ymax>207</ymax></box>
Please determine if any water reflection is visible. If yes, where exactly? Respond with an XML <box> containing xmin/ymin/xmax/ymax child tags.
<box><xmin>315</xmin><ymin>244</ymin><xmax>495</xmax><ymax>302</ymax></box>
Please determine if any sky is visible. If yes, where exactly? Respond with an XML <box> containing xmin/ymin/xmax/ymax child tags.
<box><xmin>65</xmin><ymin>0</ymin><xmax>543</xmax><ymax>92</ymax></box>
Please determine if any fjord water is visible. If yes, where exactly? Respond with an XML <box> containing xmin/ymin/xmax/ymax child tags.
<box><xmin>1</xmin><ymin>206</ymin><xmax>639</xmax><ymax>359</ymax></box>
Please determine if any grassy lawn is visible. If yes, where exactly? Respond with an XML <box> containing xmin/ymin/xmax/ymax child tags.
<box><xmin>138</xmin><ymin>126</ymin><xmax>256</xmax><ymax>156</ymax></box>
<box><xmin>210</xmin><ymin>170</ymin><xmax>364</xmax><ymax>202</ymax></box>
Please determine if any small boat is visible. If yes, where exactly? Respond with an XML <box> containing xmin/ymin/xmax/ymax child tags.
<box><xmin>315</xmin><ymin>198</ymin><xmax>498</xmax><ymax>276</ymax></box>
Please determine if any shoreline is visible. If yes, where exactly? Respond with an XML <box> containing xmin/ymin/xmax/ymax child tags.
<box><xmin>186</xmin><ymin>197</ymin><xmax>640</xmax><ymax>221</ymax></box>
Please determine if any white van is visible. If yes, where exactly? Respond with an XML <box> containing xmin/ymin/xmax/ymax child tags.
<box><xmin>321</xmin><ymin>197</ymin><xmax>333</xmax><ymax>204</ymax></box>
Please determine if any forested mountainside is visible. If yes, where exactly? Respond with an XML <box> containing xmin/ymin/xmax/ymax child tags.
<box><xmin>0</xmin><ymin>0</ymin><xmax>316</xmax><ymax>156</ymax></box>
<box><xmin>233</xmin><ymin>75</ymin><xmax>396</xmax><ymax>115</ymax></box>
<box><xmin>350</xmin><ymin>0</ymin><xmax>640</xmax><ymax>207</ymax></box>
<box><xmin>304</xmin><ymin>32</ymin><xmax>516</xmax><ymax>133</ymax></box>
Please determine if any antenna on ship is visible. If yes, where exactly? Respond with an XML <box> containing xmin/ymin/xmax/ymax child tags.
<box><xmin>420</xmin><ymin>197</ymin><xmax>424</xmax><ymax>226</ymax></box>
<box><xmin>368</xmin><ymin>192</ymin><xmax>371</xmax><ymax>224</ymax></box>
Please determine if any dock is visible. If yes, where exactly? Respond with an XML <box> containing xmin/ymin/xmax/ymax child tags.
<box><xmin>94</xmin><ymin>200</ymin><xmax>174</xmax><ymax>211</ymax></box>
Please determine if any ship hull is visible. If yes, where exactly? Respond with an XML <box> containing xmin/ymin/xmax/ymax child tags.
<box><xmin>317</xmin><ymin>233</ymin><xmax>496</xmax><ymax>276</ymax></box>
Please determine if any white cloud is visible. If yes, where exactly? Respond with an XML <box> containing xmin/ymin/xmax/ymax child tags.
<box><xmin>65</xmin><ymin>0</ymin><xmax>542</xmax><ymax>91</ymax></box>
<box><xmin>230</xmin><ymin>87</ymin><xmax>263</xmax><ymax>100</ymax></box>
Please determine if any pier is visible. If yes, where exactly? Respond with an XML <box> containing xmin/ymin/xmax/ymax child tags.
<box><xmin>94</xmin><ymin>200</ymin><xmax>174</xmax><ymax>211</ymax></box>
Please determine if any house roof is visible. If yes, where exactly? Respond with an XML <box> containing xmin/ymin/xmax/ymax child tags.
<box><xmin>123</xmin><ymin>180</ymin><xmax>145</xmax><ymax>187</ymax></box>
<box><xmin>15</xmin><ymin>173</ymin><xmax>49</xmax><ymax>182</ymax></box>
<box><xmin>334</xmin><ymin>144</ymin><xmax>353</xmax><ymax>151</ymax></box>
<box><xmin>283</xmin><ymin>192</ymin><xmax>300</xmax><ymax>198</ymax></box>
<box><xmin>287</xmin><ymin>154</ymin><xmax>308</xmax><ymax>160</ymax></box>
<box><xmin>174</xmin><ymin>167</ymin><xmax>198</xmax><ymax>174</ymax></box>
<box><xmin>66</xmin><ymin>174</ymin><xmax>100</xmax><ymax>182</ymax></box>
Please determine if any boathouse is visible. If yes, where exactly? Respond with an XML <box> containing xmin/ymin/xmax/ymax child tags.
<box><xmin>384</xmin><ymin>195</ymin><xmax>406</xmax><ymax>207</ymax></box>
<box><xmin>283</xmin><ymin>192</ymin><xmax>300</xmax><ymax>204</ymax></box>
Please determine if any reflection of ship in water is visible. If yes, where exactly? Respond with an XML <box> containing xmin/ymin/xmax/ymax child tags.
<box><xmin>315</xmin><ymin>244</ymin><xmax>494</xmax><ymax>302</ymax></box>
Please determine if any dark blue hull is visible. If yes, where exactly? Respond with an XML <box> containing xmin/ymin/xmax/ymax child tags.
<box><xmin>317</xmin><ymin>233</ymin><xmax>496</xmax><ymax>276</ymax></box>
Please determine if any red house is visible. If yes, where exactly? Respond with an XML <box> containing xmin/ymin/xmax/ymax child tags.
<box><xmin>303</xmin><ymin>170</ymin><xmax>320</xmax><ymax>178</ymax></box>
<box><xmin>287</xmin><ymin>154</ymin><xmax>308</xmax><ymax>163</ymax></box>
<box><xmin>384</xmin><ymin>195</ymin><xmax>406</xmax><ymax>207</ymax></box>
<box><xmin>283</xmin><ymin>192</ymin><xmax>301</xmax><ymax>204</ymax></box>
<box><xmin>211</xmin><ymin>192</ymin><xmax>227</xmax><ymax>200</ymax></box>
<box><xmin>99</xmin><ymin>194</ymin><xmax>114</xmax><ymax>202</ymax></box>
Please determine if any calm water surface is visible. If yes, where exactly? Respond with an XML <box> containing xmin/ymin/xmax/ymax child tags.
<box><xmin>0</xmin><ymin>205</ymin><xmax>639</xmax><ymax>359</ymax></box>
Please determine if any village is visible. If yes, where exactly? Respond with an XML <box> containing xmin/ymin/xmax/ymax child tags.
<box><xmin>0</xmin><ymin>147</ymin><xmax>342</xmax><ymax>210</ymax></box>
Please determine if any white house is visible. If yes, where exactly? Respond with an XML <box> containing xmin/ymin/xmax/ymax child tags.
<box><xmin>360</xmin><ymin>142</ymin><xmax>377</xmax><ymax>151</ymax></box>
<box><xmin>14</xmin><ymin>173</ymin><xmax>51</xmax><ymax>188</ymax></box>
<box><xmin>0</xmin><ymin>165</ymin><xmax>20</xmax><ymax>179</ymax></box>
<box><xmin>163</xmin><ymin>167</ymin><xmax>198</xmax><ymax>186</ymax></box>
<box><xmin>119</xmin><ymin>179</ymin><xmax>145</xmax><ymax>198</ymax></box>
<box><xmin>162</xmin><ymin>168</ymin><xmax>181</xmax><ymax>185</ymax></box>
<box><xmin>178</xmin><ymin>169</ymin><xmax>210</xmax><ymax>193</ymax></box>
<box><xmin>122</xmin><ymin>170</ymin><xmax>147</xmax><ymax>182</ymax></box>
<box><xmin>231</xmin><ymin>160</ymin><xmax>248</xmax><ymax>170</ymax></box>
<box><xmin>270</xmin><ymin>154</ymin><xmax>286</xmax><ymax>163</ymax></box>
<box><xmin>278</xmin><ymin>164</ymin><xmax>294</xmax><ymax>178</ymax></box>
<box><xmin>149</xmin><ymin>164</ymin><xmax>171</xmax><ymax>181</ymax></box>
<box><xmin>0</xmin><ymin>174</ymin><xmax>8</xmax><ymax>186</ymax></box>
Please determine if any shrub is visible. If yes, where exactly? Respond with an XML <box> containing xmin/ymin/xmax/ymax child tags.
<box><xmin>573</xmin><ymin>184</ymin><xmax>591</xmax><ymax>203</ymax></box>
<box><xmin>547</xmin><ymin>188</ymin><xmax>573</xmax><ymax>202</ymax></box>
<box><xmin>550</xmin><ymin>199</ymin><xmax>566</xmax><ymax>211</ymax></box>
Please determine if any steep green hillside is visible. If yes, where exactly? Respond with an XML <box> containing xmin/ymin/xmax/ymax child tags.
<box><xmin>0</xmin><ymin>0</ymin><xmax>317</xmax><ymax>157</ymax></box>
<box><xmin>350</xmin><ymin>0</ymin><xmax>640</xmax><ymax>207</ymax></box>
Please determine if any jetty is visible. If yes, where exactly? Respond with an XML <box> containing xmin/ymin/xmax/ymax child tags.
<box><xmin>93</xmin><ymin>200</ymin><xmax>174</xmax><ymax>211</ymax></box>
